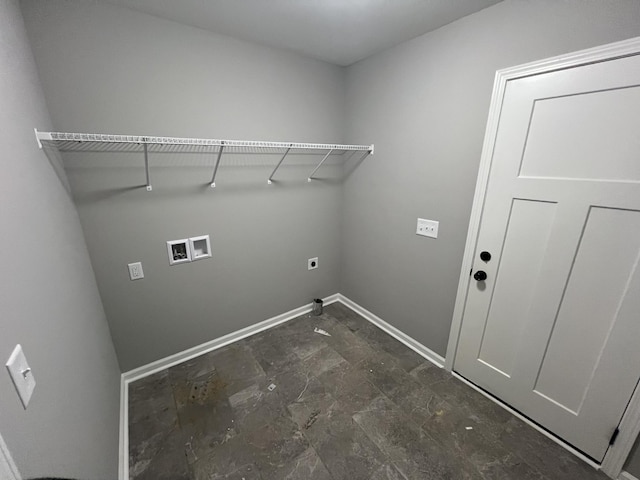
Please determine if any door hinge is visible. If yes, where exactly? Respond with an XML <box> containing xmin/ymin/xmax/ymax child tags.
<box><xmin>609</xmin><ymin>427</ymin><xmax>620</xmax><ymax>446</ymax></box>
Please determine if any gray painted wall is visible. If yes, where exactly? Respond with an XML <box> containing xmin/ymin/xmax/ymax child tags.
<box><xmin>0</xmin><ymin>0</ymin><xmax>121</xmax><ymax>478</ymax></box>
<box><xmin>22</xmin><ymin>0</ymin><xmax>347</xmax><ymax>371</ymax></box>
<box><xmin>343</xmin><ymin>0</ymin><xmax>640</xmax><ymax>358</ymax></box>
<box><xmin>342</xmin><ymin>0</ymin><xmax>640</xmax><ymax>474</ymax></box>
<box><xmin>17</xmin><ymin>0</ymin><xmax>640</xmax><ymax>474</ymax></box>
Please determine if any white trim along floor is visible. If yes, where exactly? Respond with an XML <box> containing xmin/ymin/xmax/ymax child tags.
<box><xmin>118</xmin><ymin>293</ymin><xmax>444</xmax><ymax>479</ymax></box>
<box><xmin>119</xmin><ymin>293</ymin><xmax>629</xmax><ymax>480</ymax></box>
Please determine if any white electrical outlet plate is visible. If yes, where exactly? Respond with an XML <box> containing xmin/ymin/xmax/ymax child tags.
<box><xmin>6</xmin><ymin>344</ymin><xmax>35</xmax><ymax>409</ymax></box>
<box><xmin>128</xmin><ymin>262</ymin><xmax>144</xmax><ymax>280</ymax></box>
<box><xmin>417</xmin><ymin>218</ymin><xmax>439</xmax><ymax>239</ymax></box>
<box><xmin>167</xmin><ymin>239</ymin><xmax>191</xmax><ymax>265</ymax></box>
<box><xmin>189</xmin><ymin>235</ymin><xmax>212</xmax><ymax>261</ymax></box>
<box><xmin>308</xmin><ymin>257</ymin><xmax>318</xmax><ymax>270</ymax></box>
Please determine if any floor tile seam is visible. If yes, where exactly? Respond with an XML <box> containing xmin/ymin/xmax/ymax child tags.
<box><xmin>412</xmin><ymin>390</ymin><xmax>460</xmax><ymax>426</ymax></box>
<box><xmin>264</xmin><ymin>347</ymin><xmax>349</xmax><ymax>387</ymax></box>
<box><xmin>332</xmin><ymin>378</ymin><xmax>386</xmax><ymax>414</ymax></box>
<box><xmin>416</xmin><ymin>389</ymin><xmax>520</xmax><ymax>451</ymax></box>
<box><xmin>504</xmin><ymin>448</ymin><xmax>576</xmax><ymax>480</ymax></box>
<box><xmin>262</xmin><ymin>358</ymin><xmax>322</xmax><ymax>385</ymax></box>
<box><xmin>349</xmin><ymin>405</ymin><xmax>419</xmax><ymax>478</ymax></box>
<box><xmin>337</xmin><ymin>412</ymin><xmax>399</xmax><ymax>476</ymax></box>
<box><xmin>495</xmin><ymin>437</ymin><xmax>550</xmax><ymax>480</ymax></box>
<box><xmin>326</xmin><ymin>336</ymin><xmax>374</xmax><ymax>365</ymax></box>
<box><xmin>347</xmin><ymin>324</ymin><xmax>391</xmax><ymax>352</ymax></box>
<box><xmin>372</xmin><ymin>385</ymin><xmax>490</xmax><ymax>477</ymax></box>
<box><xmin>357</xmin><ymin>378</ymin><xmax>416</xmax><ymax>417</ymax></box>
<box><xmin>354</xmin><ymin>418</ymin><xmax>404</xmax><ymax>466</ymax></box>
<box><xmin>414</xmin><ymin>367</ymin><xmax>451</xmax><ymax>386</ymax></box>
<box><xmin>145</xmin><ymin>424</ymin><xmax>191</xmax><ymax>479</ymax></box>
<box><xmin>170</xmin><ymin>378</ymin><xmax>207</xmax><ymax>437</ymax></box>
<box><xmin>249</xmin><ymin>345</ymin><xmax>318</xmax><ymax>378</ymax></box>
<box><xmin>344</xmin><ymin>318</ymin><xmax>430</xmax><ymax>373</ymax></box>
<box><xmin>369</xmin><ymin>345</ymin><xmax>411</xmax><ymax>370</ymax></box>
<box><xmin>128</xmin><ymin>420</ymin><xmax>181</xmax><ymax>455</ymax></box>
<box><xmin>453</xmin><ymin>400</ymin><xmax>513</xmax><ymax>440</ymax></box>
<box><xmin>330</xmin><ymin>375</ymin><xmax>378</xmax><ymax>403</ymax></box>
<box><xmin>414</xmin><ymin>420</ymin><xmax>504</xmax><ymax>480</ymax></box>
<box><xmin>371</xmin><ymin>390</ymin><xmax>430</xmax><ymax>436</ymax></box>
<box><xmin>307</xmin><ymin>445</ymin><xmax>337</xmax><ymax>480</ymax></box>
<box><xmin>407</xmin><ymin>362</ymin><xmax>430</xmax><ymax>379</ymax></box>
<box><xmin>128</xmin><ymin>396</ymin><xmax>178</xmax><ymax>430</ymax></box>
<box><xmin>420</xmin><ymin>402</ymin><xmax>547</xmax><ymax>480</ymax></box>
<box><xmin>393</xmin><ymin>371</ymin><xmax>448</xmax><ymax>397</ymax></box>
<box><xmin>352</xmin><ymin>390</ymin><xmax>429</xmax><ymax>443</ymax></box>
<box><xmin>509</xmin><ymin>459</ymin><xmax>549</xmax><ymax>480</ymax></box>
<box><xmin>296</xmin><ymin>398</ymin><xmax>388</xmax><ymax>477</ymax></box>
<box><xmin>349</xmin><ymin>350</ymin><xmax>404</xmax><ymax>379</ymax></box>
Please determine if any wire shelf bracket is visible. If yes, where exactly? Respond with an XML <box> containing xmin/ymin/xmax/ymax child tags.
<box><xmin>210</xmin><ymin>143</ymin><xmax>225</xmax><ymax>188</ymax></box>
<box><xmin>35</xmin><ymin>129</ymin><xmax>374</xmax><ymax>189</ymax></box>
<box><xmin>143</xmin><ymin>144</ymin><xmax>152</xmax><ymax>191</ymax></box>
<box><xmin>267</xmin><ymin>145</ymin><xmax>292</xmax><ymax>185</ymax></box>
<box><xmin>307</xmin><ymin>149</ymin><xmax>333</xmax><ymax>182</ymax></box>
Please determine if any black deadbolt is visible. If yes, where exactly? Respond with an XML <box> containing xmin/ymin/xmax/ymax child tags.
<box><xmin>480</xmin><ymin>251</ymin><xmax>492</xmax><ymax>262</ymax></box>
<box><xmin>473</xmin><ymin>270</ymin><xmax>488</xmax><ymax>281</ymax></box>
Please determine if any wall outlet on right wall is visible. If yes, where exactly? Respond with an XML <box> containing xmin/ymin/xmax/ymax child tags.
<box><xmin>417</xmin><ymin>218</ymin><xmax>439</xmax><ymax>239</ymax></box>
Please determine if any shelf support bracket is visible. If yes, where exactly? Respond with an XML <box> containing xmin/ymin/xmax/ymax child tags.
<box><xmin>210</xmin><ymin>143</ymin><xmax>225</xmax><ymax>188</ymax></box>
<box><xmin>307</xmin><ymin>149</ymin><xmax>333</xmax><ymax>182</ymax></box>
<box><xmin>358</xmin><ymin>150</ymin><xmax>372</xmax><ymax>162</ymax></box>
<box><xmin>143</xmin><ymin>143</ymin><xmax>152</xmax><ymax>191</ymax></box>
<box><xmin>35</xmin><ymin>128</ymin><xmax>42</xmax><ymax>149</ymax></box>
<box><xmin>267</xmin><ymin>145</ymin><xmax>292</xmax><ymax>185</ymax></box>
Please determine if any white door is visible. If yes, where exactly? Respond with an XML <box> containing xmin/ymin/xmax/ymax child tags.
<box><xmin>454</xmin><ymin>50</ymin><xmax>640</xmax><ymax>462</ymax></box>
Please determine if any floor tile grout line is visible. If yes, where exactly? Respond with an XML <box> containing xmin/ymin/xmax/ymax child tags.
<box><xmin>413</xmin><ymin>374</ymin><xmax>561</xmax><ymax>480</ymax></box>
<box><xmin>336</xmin><ymin>304</ymin><xmax>557</xmax><ymax>480</ymax></box>
<box><xmin>128</xmin><ymin>303</ymin><xmax>606</xmax><ymax>480</ymax></box>
<box><xmin>308</xmin><ymin>445</ymin><xmax>336</xmax><ymax>480</ymax></box>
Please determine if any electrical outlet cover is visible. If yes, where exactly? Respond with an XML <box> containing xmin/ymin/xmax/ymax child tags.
<box><xmin>416</xmin><ymin>218</ymin><xmax>439</xmax><ymax>239</ymax></box>
<box><xmin>308</xmin><ymin>257</ymin><xmax>318</xmax><ymax>270</ymax></box>
<box><xmin>189</xmin><ymin>235</ymin><xmax>212</xmax><ymax>261</ymax></box>
<box><xmin>128</xmin><ymin>262</ymin><xmax>144</xmax><ymax>280</ymax></box>
<box><xmin>6</xmin><ymin>344</ymin><xmax>35</xmax><ymax>409</ymax></box>
<box><xmin>167</xmin><ymin>239</ymin><xmax>191</xmax><ymax>265</ymax></box>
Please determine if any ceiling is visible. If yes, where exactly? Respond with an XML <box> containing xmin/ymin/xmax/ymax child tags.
<box><xmin>103</xmin><ymin>0</ymin><xmax>503</xmax><ymax>66</ymax></box>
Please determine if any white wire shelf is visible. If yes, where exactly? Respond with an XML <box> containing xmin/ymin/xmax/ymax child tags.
<box><xmin>35</xmin><ymin>129</ymin><xmax>374</xmax><ymax>190</ymax></box>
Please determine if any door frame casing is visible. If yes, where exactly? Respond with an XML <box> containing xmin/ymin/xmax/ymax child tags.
<box><xmin>444</xmin><ymin>35</ymin><xmax>640</xmax><ymax>479</ymax></box>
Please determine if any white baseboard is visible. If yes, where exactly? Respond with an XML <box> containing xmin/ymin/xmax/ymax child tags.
<box><xmin>620</xmin><ymin>472</ymin><xmax>640</xmax><ymax>480</ymax></box>
<box><xmin>119</xmin><ymin>293</ymin><xmax>339</xmax><ymax>479</ymax></box>
<box><xmin>122</xmin><ymin>293</ymin><xmax>339</xmax><ymax>384</ymax></box>
<box><xmin>118</xmin><ymin>292</ymin><xmax>634</xmax><ymax>480</ymax></box>
<box><xmin>337</xmin><ymin>294</ymin><xmax>445</xmax><ymax>368</ymax></box>
<box><xmin>118</xmin><ymin>373</ymin><xmax>127</xmax><ymax>480</ymax></box>
<box><xmin>117</xmin><ymin>293</ymin><xmax>449</xmax><ymax>478</ymax></box>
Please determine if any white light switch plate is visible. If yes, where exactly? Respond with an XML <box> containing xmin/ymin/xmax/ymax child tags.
<box><xmin>417</xmin><ymin>218</ymin><xmax>439</xmax><ymax>239</ymax></box>
<box><xmin>6</xmin><ymin>344</ymin><xmax>35</xmax><ymax>409</ymax></box>
<box><xmin>128</xmin><ymin>262</ymin><xmax>144</xmax><ymax>280</ymax></box>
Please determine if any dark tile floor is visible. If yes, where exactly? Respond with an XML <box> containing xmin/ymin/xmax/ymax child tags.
<box><xmin>128</xmin><ymin>303</ymin><xmax>609</xmax><ymax>480</ymax></box>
